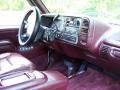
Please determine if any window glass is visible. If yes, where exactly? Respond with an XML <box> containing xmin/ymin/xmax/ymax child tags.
<box><xmin>42</xmin><ymin>0</ymin><xmax>120</xmax><ymax>24</ymax></box>
<box><xmin>0</xmin><ymin>0</ymin><xmax>30</xmax><ymax>11</ymax></box>
<box><xmin>0</xmin><ymin>0</ymin><xmax>31</xmax><ymax>27</ymax></box>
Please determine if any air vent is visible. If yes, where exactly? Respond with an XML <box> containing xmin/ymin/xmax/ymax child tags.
<box><xmin>100</xmin><ymin>45</ymin><xmax>110</xmax><ymax>59</ymax></box>
<box><xmin>80</xmin><ymin>18</ymin><xmax>90</xmax><ymax>45</ymax></box>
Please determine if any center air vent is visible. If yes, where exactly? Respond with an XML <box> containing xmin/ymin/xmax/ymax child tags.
<box><xmin>80</xmin><ymin>17</ymin><xmax>90</xmax><ymax>45</ymax></box>
<box><xmin>99</xmin><ymin>45</ymin><xmax>110</xmax><ymax>60</ymax></box>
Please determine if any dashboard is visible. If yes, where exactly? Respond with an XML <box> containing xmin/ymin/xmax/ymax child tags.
<box><xmin>41</xmin><ymin>15</ymin><xmax>89</xmax><ymax>46</ymax></box>
<box><xmin>40</xmin><ymin>14</ymin><xmax>120</xmax><ymax>75</ymax></box>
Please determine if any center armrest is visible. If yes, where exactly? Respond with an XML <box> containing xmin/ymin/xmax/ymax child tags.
<box><xmin>0</xmin><ymin>70</ymin><xmax>68</xmax><ymax>90</ymax></box>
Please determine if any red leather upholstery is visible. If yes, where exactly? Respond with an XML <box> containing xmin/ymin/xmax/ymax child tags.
<box><xmin>0</xmin><ymin>53</ymin><xmax>68</xmax><ymax>90</ymax></box>
<box><xmin>0</xmin><ymin>53</ymin><xmax>34</xmax><ymax>77</ymax></box>
<box><xmin>0</xmin><ymin>70</ymin><xmax>68</xmax><ymax>90</ymax></box>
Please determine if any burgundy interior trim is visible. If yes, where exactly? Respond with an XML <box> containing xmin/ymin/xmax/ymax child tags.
<box><xmin>1</xmin><ymin>71</ymin><xmax>68</xmax><ymax>90</ymax></box>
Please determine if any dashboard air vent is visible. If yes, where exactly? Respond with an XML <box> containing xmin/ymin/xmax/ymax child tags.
<box><xmin>100</xmin><ymin>45</ymin><xmax>110</xmax><ymax>59</ymax></box>
<box><xmin>80</xmin><ymin>18</ymin><xmax>90</xmax><ymax>45</ymax></box>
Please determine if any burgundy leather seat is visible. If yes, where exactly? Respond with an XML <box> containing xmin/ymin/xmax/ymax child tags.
<box><xmin>0</xmin><ymin>53</ymin><xmax>34</xmax><ymax>77</ymax></box>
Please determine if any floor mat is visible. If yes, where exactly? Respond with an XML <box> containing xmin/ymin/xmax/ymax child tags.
<box><xmin>67</xmin><ymin>68</ymin><xmax>120</xmax><ymax>90</ymax></box>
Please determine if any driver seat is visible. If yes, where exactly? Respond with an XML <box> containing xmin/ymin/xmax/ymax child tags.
<box><xmin>0</xmin><ymin>53</ymin><xmax>34</xmax><ymax>77</ymax></box>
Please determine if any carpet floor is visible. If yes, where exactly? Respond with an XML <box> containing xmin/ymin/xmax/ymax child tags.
<box><xmin>67</xmin><ymin>68</ymin><xmax>120</xmax><ymax>90</ymax></box>
<box><xmin>47</xmin><ymin>56</ymin><xmax>120</xmax><ymax>90</ymax></box>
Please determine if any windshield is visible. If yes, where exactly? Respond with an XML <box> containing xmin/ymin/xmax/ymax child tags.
<box><xmin>41</xmin><ymin>0</ymin><xmax>120</xmax><ymax>23</ymax></box>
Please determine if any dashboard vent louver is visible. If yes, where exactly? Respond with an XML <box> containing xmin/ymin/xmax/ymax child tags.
<box><xmin>80</xmin><ymin>18</ymin><xmax>90</xmax><ymax>45</ymax></box>
<box><xmin>100</xmin><ymin>45</ymin><xmax>110</xmax><ymax>59</ymax></box>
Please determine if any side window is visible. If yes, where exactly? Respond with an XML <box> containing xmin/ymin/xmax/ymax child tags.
<box><xmin>0</xmin><ymin>0</ymin><xmax>31</xmax><ymax>27</ymax></box>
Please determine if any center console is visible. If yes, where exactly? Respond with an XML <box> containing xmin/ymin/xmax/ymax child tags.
<box><xmin>0</xmin><ymin>70</ymin><xmax>45</xmax><ymax>87</ymax></box>
<box><xmin>0</xmin><ymin>70</ymin><xmax>68</xmax><ymax>90</ymax></box>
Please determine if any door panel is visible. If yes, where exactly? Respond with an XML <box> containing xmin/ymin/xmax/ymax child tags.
<box><xmin>0</xmin><ymin>28</ymin><xmax>18</xmax><ymax>53</ymax></box>
<box><xmin>0</xmin><ymin>27</ymin><xmax>48</xmax><ymax>57</ymax></box>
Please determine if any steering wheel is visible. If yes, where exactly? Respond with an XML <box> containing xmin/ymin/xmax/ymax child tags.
<box><xmin>18</xmin><ymin>7</ymin><xmax>43</xmax><ymax>46</ymax></box>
